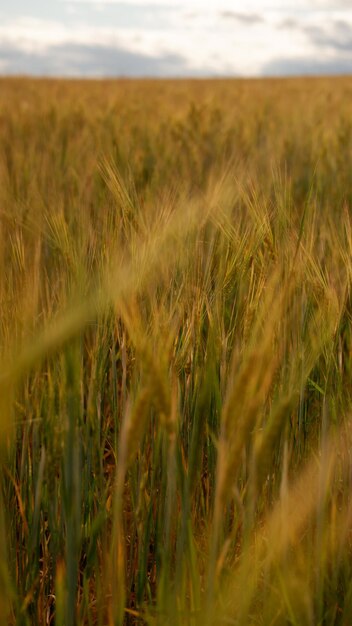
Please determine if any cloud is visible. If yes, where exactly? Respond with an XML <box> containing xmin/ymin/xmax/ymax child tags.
<box><xmin>278</xmin><ymin>18</ymin><xmax>300</xmax><ymax>30</ymax></box>
<box><xmin>0</xmin><ymin>41</ymin><xmax>194</xmax><ymax>77</ymax></box>
<box><xmin>310</xmin><ymin>0</ymin><xmax>352</xmax><ymax>6</ymax></box>
<box><xmin>219</xmin><ymin>11</ymin><xmax>264</xmax><ymax>25</ymax></box>
<box><xmin>0</xmin><ymin>14</ymin><xmax>255</xmax><ymax>77</ymax></box>
<box><xmin>1</xmin><ymin>8</ymin><xmax>352</xmax><ymax>79</ymax></box>
<box><xmin>61</xmin><ymin>0</ymin><xmax>179</xmax><ymax>5</ymax></box>
<box><xmin>62</xmin><ymin>0</ymin><xmax>352</xmax><ymax>7</ymax></box>
<box><xmin>262</xmin><ymin>54</ymin><xmax>352</xmax><ymax>76</ymax></box>
<box><xmin>264</xmin><ymin>13</ymin><xmax>352</xmax><ymax>76</ymax></box>
<box><xmin>276</xmin><ymin>15</ymin><xmax>352</xmax><ymax>60</ymax></box>
<box><xmin>304</xmin><ymin>20</ymin><xmax>352</xmax><ymax>52</ymax></box>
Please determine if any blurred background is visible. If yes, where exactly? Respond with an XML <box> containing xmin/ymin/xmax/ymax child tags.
<box><xmin>0</xmin><ymin>0</ymin><xmax>351</xmax><ymax>78</ymax></box>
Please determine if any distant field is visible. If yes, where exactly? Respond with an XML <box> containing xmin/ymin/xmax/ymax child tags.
<box><xmin>1</xmin><ymin>77</ymin><xmax>352</xmax><ymax>625</ymax></box>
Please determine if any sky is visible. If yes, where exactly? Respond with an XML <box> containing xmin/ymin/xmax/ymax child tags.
<box><xmin>0</xmin><ymin>0</ymin><xmax>351</xmax><ymax>78</ymax></box>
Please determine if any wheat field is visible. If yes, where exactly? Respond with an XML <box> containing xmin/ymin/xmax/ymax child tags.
<box><xmin>1</xmin><ymin>76</ymin><xmax>352</xmax><ymax>625</ymax></box>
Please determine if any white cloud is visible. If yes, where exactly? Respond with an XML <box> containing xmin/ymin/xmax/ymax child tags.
<box><xmin>1</xmin><ymin>3</ymin><xmax>352</xmax><ymax>76</ymax></box>
<box><xmin>62</xmin><ymin>0</ymin><xmax>352</xmax><ymax>7</ymax></box>
<box><xmin>0</xmin><ymin>15</ymin><xmax>275</xmax><ymax>75</ymax></box>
